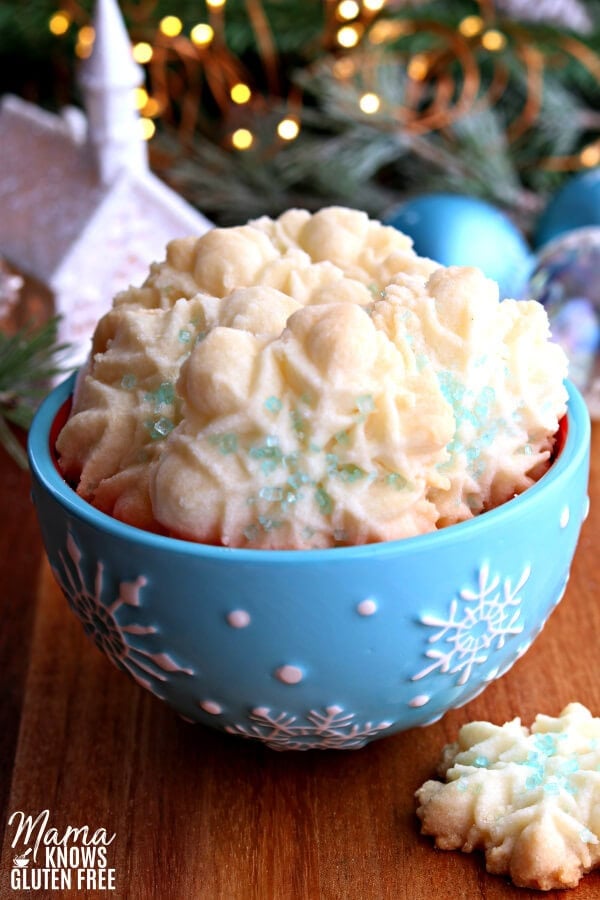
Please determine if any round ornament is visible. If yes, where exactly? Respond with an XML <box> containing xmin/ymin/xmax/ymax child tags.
<box><xmin>384</xmin><ymin>193</ymin><xmax>532</xmax><ymax>300</ymax></box>
<box><xmin>534</xmin><ymin>168</ymin><xmax>600</xmax><ymax>249</ymax></box>
<box><xmin>527</xmin><ymin>226</ymin><xmax>600</xmax><ymax>417</ymax></box>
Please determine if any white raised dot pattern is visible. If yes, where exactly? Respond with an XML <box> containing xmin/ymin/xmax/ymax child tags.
<box><xmin>227</xmin><ymin>609</ymin><xmax>251</xmax><ymax>628</ymax></box>
<box><xmin>357</xmin><ymin>598</ymin><xmax>377</xmax><ymax>616</ymax></box>
<box><xmin>200</xmin><ymin>700</ymin><xmax>222</xmax><ymax>715</ymax></box>
<box><xmin>275</xmin><ymin>665</ymin><xmax>304</xmax><ymax>685</ymax></box>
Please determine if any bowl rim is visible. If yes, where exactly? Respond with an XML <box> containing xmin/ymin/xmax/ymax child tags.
<box><xmin>28</xmin><ymin>373</ymin><xmax>590</xmax><ymax>563</ymax></box>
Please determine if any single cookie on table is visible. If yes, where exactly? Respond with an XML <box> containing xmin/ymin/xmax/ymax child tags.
<box><xmin>415</xmin><ymin>703</ymin><xmax>600</xmax><ymax>891</ymax></box>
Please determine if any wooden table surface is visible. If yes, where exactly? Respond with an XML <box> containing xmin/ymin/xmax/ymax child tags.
<box><xmin>0</xmin><ymin>424</ymin><xmax>599</xmax><ymax>900</ymax></box>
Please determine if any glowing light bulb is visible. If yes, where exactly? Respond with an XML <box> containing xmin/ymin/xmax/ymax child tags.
<box><xmin>581</xmin><ymin>144</ymin><xmax>600</xmax><ymax>167</ymax></box>
<box><xmin>359</xmin><ymin>92</ymin><xmax>381</xmax><ymax>114</ymax></box>
<box><xmin>363</xmin><ymin>0</ymin><xmax>386</xmax><ymax>10</ymax></box>
<box><xmin>458</xmin><ymin>15</ymin><xmax>484</xmax><ymax>37</ymax></box>
<box><xmin>232</xmin><ymin>128</ymin><xmax>254</xmax><ymax>150</ymax></box>
<box><xmin>369</xmin><ymin>20</ymin><xmax>412</xmax><ymax>43</ymax></box>
<box><xmin>337</xmin><ymin>25</ymin><xmax>361</xmax><ymax>48</ymax></box>
<box><xmin>230</xmin><ymin>83</ymin><xmax>252</xmax><ymax>104</ymax></box>
<box><xmin>143</xmin><ymin>97</ymin><xmax>162</xmax><ymax>117</ymax></box>
<box><xmin>191</xmin><ymin>23</ymin><xmax>214</xmax><ymax>46</ymax></box>
<box><xmin>407</xmin><ymin>54</ymin><xmax>429</xmax><ymax>81</ymax></box>
<box><xmin>338</xmin><ymin>0</ymin><xmax>360</xmax><ymax>20</ymax></box>
<box><xmin>133</xmin><ymin>42</ymin><xmax>153</xmax><ymax>64</ymax></box>
<box><xmin>134</xmin><ymin>87</ymin><xmax>149</xmax><ymax>109</ymax></box>
<box><xmin>78</xmin><ymin>25</ymin><xmax>95</xmax><ymax>47</ymax></box>
<box><xmin>277</xmin><ymin>118</ymin><xmax>300</xmax><ymax>140</ymax></box>
<box><xmin>75</xmin><ymin>40</ymin><xmax>93</xmax><ymax>59</ymax></box>
<box><xmin>333</xmin><ymin>57</ymin><xmax>356</xmax><ymax>78</ymax></box>
<box><xmin>207</xmin><ymin>0</ymin><xmax>227</xmax><ymax>7</ymax></box>
<box><xmin>159</xmin><ymin>16</ymin><xmax>183</xmax><ymax>37</ymax></box>
<box><xmin>49</xmin><ymin>11</ymin><xmax>70</xmax><ymax>36</ymax></box>
<box><xmin>140</xmin><ymin>118</ymin><xmax>156</xmax><ymax>140</ymax></box>
<box><xmin>481</xmin><ymin>29</ymin><xmax>506</xmax><ymax>51</ymax></box>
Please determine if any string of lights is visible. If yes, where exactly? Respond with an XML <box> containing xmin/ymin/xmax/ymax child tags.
<box><xmin>43</xmin><ymin>0</ymin><xmax>599</xmax><ymax>173</ymax></box>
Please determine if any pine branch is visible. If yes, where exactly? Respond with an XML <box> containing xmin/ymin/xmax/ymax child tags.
<box><xmin>0</xmin><ymin>317</ymin><xmax>71</xmax><ymax>468</ymax></box>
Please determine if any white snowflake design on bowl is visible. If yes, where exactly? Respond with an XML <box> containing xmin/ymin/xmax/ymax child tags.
<box><xmin>224</xmin><ymin>705</ymin><xmax>393</xmax><ymax>750</ymax></box>
<box><xmin>53</xmin><ymin>532</ymin><xmax>193</xmax><ymax>697</ymax></box>
<box><xmin>411</xmin><ymin>562</ymin><xmax>530</xmax><ymax>691</ymax></box>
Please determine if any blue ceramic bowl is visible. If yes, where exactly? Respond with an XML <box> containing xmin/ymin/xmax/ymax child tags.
<box><xmin>28</xmin><ymin>374</ymin><xmax>590</xmax><ymax>750</ymax></box>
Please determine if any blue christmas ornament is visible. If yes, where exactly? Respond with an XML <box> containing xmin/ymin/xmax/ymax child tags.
<box><xmin>527</xmin><ymin>226</ymin><xmax>600</xmax><ymax>417</ymax></box>
<box><xmin>384</xmin><ymin>193</ymin><xmax>532</xmax><ymax>300</ymax></box>
<box><xmin>535</xmin><ymin>168</ymin><xmax>600</xmax><ymax>249</ymax></box>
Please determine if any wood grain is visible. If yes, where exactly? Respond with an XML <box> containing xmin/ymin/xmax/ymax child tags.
<box><xmin>1</xmin><ymin>426</ymin><xmax>599</xmax><ymax>900</ymax></box>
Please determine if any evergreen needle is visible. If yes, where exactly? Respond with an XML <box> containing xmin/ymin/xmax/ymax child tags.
<box><xmin>0</xmin><ymin>413</ymin><xmax>28</xmax><ymax>469</ymax></box>
<box><xmin>0</xmin><ymin>316</ymin><xmax>71</xmax><ymax>468</ymax></box>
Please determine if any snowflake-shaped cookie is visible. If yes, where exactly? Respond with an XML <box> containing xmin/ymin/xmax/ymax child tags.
<box><xmin>415</xmin><ymin>703</ymin><xmax>600</xmax><ymax>890</ymax></box>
